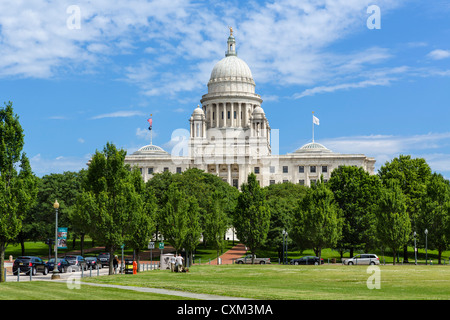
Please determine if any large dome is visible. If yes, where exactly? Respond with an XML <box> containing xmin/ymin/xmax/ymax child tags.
<box><xmin>210</xmin><ymin>56</ymin><xmax>253</xmax><ymax>82</ymax></box>
<box><xmin>207</xmin><ymin>35</ymin><xmax>256</xmax><ymax>95</ymax></box>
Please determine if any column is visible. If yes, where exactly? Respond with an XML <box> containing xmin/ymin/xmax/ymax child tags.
<box><xmin>216</xmin><ymin>104</ymin><xmax>219</xmax><ymax>127</ymax></box>
<box><xmin>231</xmin><ymin>103</ymin><xmax>234</xmax><ymax>127</ymax></box>
<box><xmin>227</xmin><ymin>164</ymin><xmax>232</xmax><ymax>185</ymax></box>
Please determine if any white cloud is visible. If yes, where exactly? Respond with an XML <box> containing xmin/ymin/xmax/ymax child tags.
<box><xmin>427</xmin><ymin>49</ymin><xmax>450</xmax><ymax>60</ymax></box>
<box><xmin>319</xmin><ymin>132</ymin><xmax>450</xmax><ymax>173</ymax></box>
<box><xmin>30</xmin><ymin>153</ymin><xmax>89</xmax><ymax>177</ymax></box>
<box><xmin>91</xmin><ymin>110</ymin><xmax>145</xmax><ymax>120</ymax></box>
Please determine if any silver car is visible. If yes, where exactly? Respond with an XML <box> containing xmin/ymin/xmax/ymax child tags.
<box><xmin>343</xmin><ymin>254</ymin><xmax>380</xmax><ymax>265</ymax></box>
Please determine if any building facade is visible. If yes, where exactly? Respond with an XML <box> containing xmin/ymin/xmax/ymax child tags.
<box><xmin>125</xmin><ymin>31</ymin><xmax>375</xmax><ymax>187</ymax></box>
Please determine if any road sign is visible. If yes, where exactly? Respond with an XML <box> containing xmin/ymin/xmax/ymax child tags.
<box><xmin>159</xmin><ymin>242</ymin><xmax>164</xmax><ymax>250</ymax></box>
<box><xmin>148</xmin><ymin>242</ymin><xmax>155</xmax><ymax>250</ymax></box>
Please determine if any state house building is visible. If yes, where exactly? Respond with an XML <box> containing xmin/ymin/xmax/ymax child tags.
<box><xmin>125</xmin><ymin>30</ymin><xmax>375</xmax><ymax>187</ymax></box>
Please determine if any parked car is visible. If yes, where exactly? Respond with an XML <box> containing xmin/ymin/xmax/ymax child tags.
<box><xmin>290</xmin><ymin>256</ymin><xmax>324</xmax><ymax>265</ymax></box>
<box><xmin>46</xmin><ymin>258</ymin><xmax>71</xmax><ymax>273</ymax></box>
<box><xmin>235</xmin><ymin>255</ymin><xmax>271</xmax><ymax>264</ymax></box>
<box><xmin>85</xmin><ymin>257</ymin><xmax>101</xmax><ymax>269</ymax></box>
<box><xmin>343</xmin><ymin>254</ymin><xmax>380</xmax><ymax>265</ymax></box>
<box><xmin>97</xmin><ymin>252</ymin><xmax>110</xmax><ymax>267</ymax></box>
<box><xmin>13</xmin><ymin>256</ymin><xmax>48</xmax><ymax>275</ymax></box>
<box><xmin>65</xmin><ymin>255</ymin><xmax>87</xmax><ymax>271</ymax></box>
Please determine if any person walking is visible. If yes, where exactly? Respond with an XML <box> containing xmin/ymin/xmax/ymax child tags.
<box><xmin>113</xmin><ymin>255</ymin><xmax>119</xmax><ymax>274</ymax></box>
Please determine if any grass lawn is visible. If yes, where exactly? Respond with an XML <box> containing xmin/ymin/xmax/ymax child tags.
<box><xmin>0</xmin><ymin>281</ymin><xmax>194</xmax><ymax>300</ymax></box>
<box><xmin>82</xmin><ymin>264</ymin><xmax>450</xmax><ymax>300</ymax></box>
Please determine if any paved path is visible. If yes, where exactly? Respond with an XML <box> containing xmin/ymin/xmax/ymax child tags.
<box><xmin>76</xmin><ymin>281</ymin><xmax>252</xmax><ymax>300</ymax></box>
<box><xmin>208</xmin><ymin>243</ymin><xmax>247</xmax><ymax>265</ymax></box>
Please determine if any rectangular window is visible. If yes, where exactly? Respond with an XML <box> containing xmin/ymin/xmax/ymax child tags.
<box><xmin>164</xmin><ymin>167</ymin><xmax>169</xmax><ymax>172</ymax></box>
<box><xmin>310</xmin><ymin>166</ymin><xmax>316</xmax><ymax>173</ymax></box>
<box><xmin>222</xmin><ymin>112</ymin><xmax>224</xmax><ymax>119</ymax></box>
<box><xmin>283</xmin><ymin>179</ymin><xmax>289</xmax><ymax>183</ymax></box>
<box><xmin>299</xmin><ymin>180</ymin><xmax>305</xmax><ymax>186</ymax></box>
<box><xmin>283</xmin><ymin>166</ymin><xmax>288</xmax><ymax>173</ymax></box>
<box><xmin>176</xmin><ymin>167</ymin><xmax>182</xmax><ymax>174</ymax></box>
<box><xmin>234</xmin><ymin>111</ymin><xmax>237</xmax><ymax>119</ymax></box>
<box><xmin>254</xmin><ymin>167</ymin><xmax>260</xmax><ymax>174</ymax></box>
<box><xmin>270</xmin><ymin>180</ymin><xmax>275</xmax><ymax>185</ymax></box>
<box><xmin>228</xmin><ymin>111</ymin><xmax>230</xmax><ymax>119</ymax></box>
<box><xmin>233</xmin><ymin>179</ymin><xmax>239</xmax><ymax>188</ymax></box>
<box><xmin>322</xmin><ymin>166</ymin><xmax>328</xmax><ymax>173</ymax></box>
<box><xmin>148</xmin><ymin>167</ymin><xmax>154</xmax><ymax>175</ymax></box>
<box><xmin>213</xmin><ymin>112</ymin><xmax>215</xmax><ymax>120</ymax></box>
<box><xmin>299</xmin><ymin>166</ymin><xmax>304</xmax><ymax>173</ymax></box>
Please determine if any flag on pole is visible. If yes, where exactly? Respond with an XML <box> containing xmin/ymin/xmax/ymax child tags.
<box><xmin>147</xmin><ymin>114</ymin><xmax>153</xmax><ymax>131</ymax></box>
<box><xmin>313</xmin><ymin>115</ymin><xmax>320</xmax><ymax>125</ymax></box>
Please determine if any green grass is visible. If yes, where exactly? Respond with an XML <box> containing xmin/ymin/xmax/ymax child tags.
<box><xmin>82</xmin><ymin>264</ymin><xmax>450</xmax><ymax>300</ymax></box>
<box><xmin>0</xmin><ymin>281</ymin><xmax>194</xmax><ymax>300</ymax></box>
<box><xmin>2</xmin><ymin>264</ymin><xmax>450</xmax><ymax>300</ymax></box>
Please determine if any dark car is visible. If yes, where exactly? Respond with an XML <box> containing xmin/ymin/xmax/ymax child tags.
<box><xmin>46</xmin><ymin>258</ymin><xmax>71</xmax><ymax>273</ymax></box>
<box><xmin>85</xmin><ymin>257</ymin><xmax>101</xmax><ymax>269</ymax></box>
<box><xmin>65</xmin><ymin>255</ymin><xmax>87</xmax><ymax>271</ymax></box>
<box><xmin>13</xmin><ymin>256</ymin><xmax>48</xmax><ymax>275</ymax></box>
<box><xmin>290</xmin><ymin>256</ymin><xmax>324</xmax><ymax>265</ymax></box>
<box><xmin>97</xmin><ymin>252</ymin><xmax>110</xmax><ymax>267</ymax></box>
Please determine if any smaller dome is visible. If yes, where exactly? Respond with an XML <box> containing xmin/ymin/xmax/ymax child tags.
<box><xmin>252</xmin><ymin>106</ymin><xmax>264</xmax><ymax>114</ymax></box>
<box><xmin>294</xmin><ymin>142</ymin><xmax>332</xmax><ymax>153</ymax></box>
<box><xmin>133</xmin><ymin>144</ymin><xmax>169</xmax><ymax>156</ymax></box>
<box><xmin>192</xmin><ymin>105</ymin><xmax>204</xmax><ymax>115</ymax></box>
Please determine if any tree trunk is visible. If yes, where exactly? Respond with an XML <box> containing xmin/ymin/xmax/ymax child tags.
<box><xmin>0</xmin><ymin>242</ymin><xmax>5</xmax><ymax>283</ymax></box>
<box><xmin>108</xmin><ymin>245</ymin><xmax>114</xmax><ymax>275</ymax></box>
<box><xmin>392</xmin><ymin>248</ymin><xmax>396</xmax><ymax>265</ymax></box>
<box><xmin>350</xmin><ymin>248</ymin><xmax>354</xmax><ymax>258</ymax></box>
<box><xmin>80</xmin><ymin>233</ymin><xmax>85</xmax><ymax>257</ymax></box>
<box><xmin>20</xmin><ymin>239</ymin><xmax>25</xmax><ymax>256</ymax></box>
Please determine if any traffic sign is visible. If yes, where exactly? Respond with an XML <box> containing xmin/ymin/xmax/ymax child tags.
<box><xmin>159</xmin><ymin>242</ymin><xmax>164</xmax><ymax>250</ymax></box>
<box><xmin>148</xmin><ymin>242</ymin><xmax>155</xmax><ymax>250</ymax></box>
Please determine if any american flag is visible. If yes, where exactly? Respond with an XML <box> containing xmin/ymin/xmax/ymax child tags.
<box><xmin>147</xmin><ymin>114</ymin><xmax>152</xmax><ymax>130</ymax></box>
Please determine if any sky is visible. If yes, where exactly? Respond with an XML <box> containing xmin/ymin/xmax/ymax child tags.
<box><xmin>1</xmin><ymin>0</ymin><xmax>449</xmax><ymax>178</ymax></box>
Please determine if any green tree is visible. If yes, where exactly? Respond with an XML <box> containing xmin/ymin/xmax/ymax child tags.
<box><xmin>204</xmin><ymin>191</ymin><xmax>229</xmax><ymax>261</ymax></box>
<box><xmin>417</xmin><ymin>173</ymin><xmax>450</xmax><ymax>264</ymax></box>
<box><xmin>158</xmin><ymin>183</ymin><xmax>189</xmax><ymax>254</ymax></box>
<box><xmin>264</xmin><ymin>182</ymin><xmax>307</xmax><ymax>261</ymax></box>
<box><xmin>233</xmin><ymin>173</ymin><xmax>271</xmax><ymax>264</ymax></box>
<box><xmin>292</xmin><ymin>177</ymin><xmax>342</xmax><ymax>263</ymax></box>
<box><xmin>328</xmin><ymin>166</ymin><xmax>382</xmax><ymax>257</ymax></box>
<box><xmin>0</xmin><ymin>101</ymin><xmax>38</xmax><ymax>282</ymax></box>
<box><xmin>126</xmin><ymin>167</ymin><xmax>156</xmax><ymax>266</ymax></box>
<box><xmin>79</xmin><ymin>142</ymin><xmax>143</xmax><ymax>275</ymax></box>
<box><xmin>184</xmin><ymin>197</ymin><xmax>202</xmax><ymax>265</ymax></box>
<box><xmin>375</xmin><ymin>182</ymin><xmax>411</xmax><ymax>265</ymax></box>
<box><xmin>378</xmin><ymin>155</ymin><xmax>432</xmax><ymax>262</ymax></box>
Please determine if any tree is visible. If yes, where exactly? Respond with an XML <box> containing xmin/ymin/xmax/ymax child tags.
<box><xmin>375</xmin><ymin>182</ymin><xmax>411</xmax><ymax>265</ymax></box>
<box><xmin>233</xmin><ymin>173</ymin><xmax>271</xmax><ymax>264</ymax></box>
<box><xmin>378</xmin><ymin>155</ymin><xmax>432</xmax><ymax>262</ymax></box>
<box><xmin>203</xmin><ymin>191</ymin><xmax>229</xmax><ymax>261</ymax></box>
<box><xmin>79</xmin><ymin>142</ymin><xmax>143</xmax><ymax>275</ymax></box>
<box><xmin>184</xmin><ymin>197</ymin><xmax>202</xmax><ymax>265</ymax></box>
<box><xmin>328</xmin><ymin>166</ymin><xmax>382</xmax><ymax>257</ymax></box>
<box><xmin>158</xmin><ymin>183</ymin><xmax>189</xmax><ymax>254</ymax></box>
<box><xmin>0</xmin><ymin>101</ymin><xmax>38</xmax><ymax>282</ymax></box>
<box><xmin>264</xmin><ymin>182</ymin><xmax>307</xmax><ymax>261</ymax></box>
<box><xmin>291</xmin><ymin>176</ymin><xmax>342</xmax><ymax>263</ymax></box>
<box><xmin>417</xmin><ymin>173</ymin><xmax>450</xmax><ymax>264</ymax></box>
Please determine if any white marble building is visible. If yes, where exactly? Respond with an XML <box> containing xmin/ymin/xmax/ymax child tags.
<box><xmin>125</xmin><ymin>31</ymin><xmax>375</xmax><ymax>187</ymax></box>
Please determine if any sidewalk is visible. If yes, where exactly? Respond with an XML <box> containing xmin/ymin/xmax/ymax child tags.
<box><xmin>208</xmin><ymin>243</ymin><xmax>246</xmax><ymax>265</ymax></box>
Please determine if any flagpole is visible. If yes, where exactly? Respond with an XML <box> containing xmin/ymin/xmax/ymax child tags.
<box><xmin>312</xmin><ymin>111</ymin><xmax>315</xmax><ymax>143</ymax></box>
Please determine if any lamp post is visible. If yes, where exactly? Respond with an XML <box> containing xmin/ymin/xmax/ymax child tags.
<box><xmin>282</xmin><ymin>230</ymin><xmax>288</xmax><ymax>265</ymax></box>
<box><xmin>414</xmin><ymin>231</ymin><xmax>417</xmax><ymax>265</ymax></box>
<box><xmin>51</xmin><ymin>200</ymin><xmax>60</xmax><ymax>280</ymax></box>
<box><xmin>425</xmin><ymin>229</ymin><xmax>428</xmax><ymax>265</ymax></box>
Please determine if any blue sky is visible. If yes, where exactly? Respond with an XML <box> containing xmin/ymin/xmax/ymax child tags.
<box><xmin>1</xmin><ymin>0</ymin><xmax>449</xmax><ymax>178</ymax></box>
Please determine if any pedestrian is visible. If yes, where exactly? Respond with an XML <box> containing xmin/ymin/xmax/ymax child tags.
<box><xmin>113</xmin><ymin>255</ymin><xmax>119</xmax><ymax>274</ymax></box>
<box><xmin>176</xmin><ymin>254</ymin><xmax>184</xmax><ymax>272</ymax></box>
<box><xmin>170</xmin><ymin>255</ymin><xmax>176</xmax><ymax>272</ymax></box>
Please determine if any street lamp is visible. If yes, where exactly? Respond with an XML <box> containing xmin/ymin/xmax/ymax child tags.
<box><xmin>282</xmin><ymin>230</ymin><xmax>288</xmax><ymax>265</ymax></box>
<box><xmin>51</xmin><ymin>200</ymin><xmax>60</xmax><ymax>280</ymax></box>
<box><xmin>414</xmin><ymin>231</ymin><xmax>417</xmax><ymax>265</ymax></box>
<box><xmin>425</xmin><ymin>229</ymin><xmax>428</xmax><ymax>265</ymax></box>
